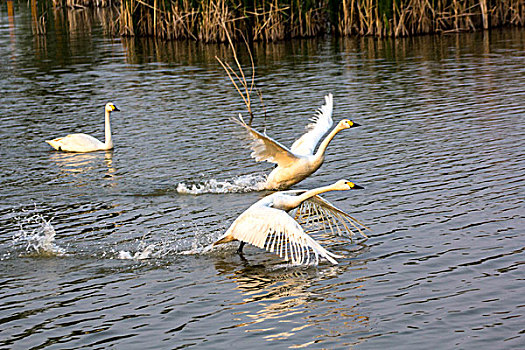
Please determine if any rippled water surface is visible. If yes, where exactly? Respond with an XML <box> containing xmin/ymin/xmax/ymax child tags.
<box><xmin>1</xmin><ymin>4</ymin><xmax>524</xmax><ymax>349</ymax></box>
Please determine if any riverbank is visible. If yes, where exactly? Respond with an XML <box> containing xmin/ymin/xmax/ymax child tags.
<box><xmin>24</xmin><ymin>0</ymin><xmax>525</xmax><ymax>41</ymax></box>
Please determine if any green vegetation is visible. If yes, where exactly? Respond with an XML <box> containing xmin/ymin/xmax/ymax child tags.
<box><xmin>46</xmin><ymin>0</ymin><xmax>525</xmax><ymax>41</ymax></box>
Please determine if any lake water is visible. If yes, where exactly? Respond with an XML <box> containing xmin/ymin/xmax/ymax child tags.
<box><xmin>1</xmin><ymin>4</ymin><xmax>524</xmax><ymax>349</ymax></box>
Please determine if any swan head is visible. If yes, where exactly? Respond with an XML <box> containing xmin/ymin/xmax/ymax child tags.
<box><xmin>338</xmin><ymin>119</ymin><xmax>360</xmax><ymax>130</ymax></box>
<box><xmin>332</xmin><ymin>179</ymin><xmax>364</xmax><ymax>190</ymax></box>
<box><xmin>105</xmin><ymin>102</ymin><xmax>120</xmax><ymax>113</ymax></box>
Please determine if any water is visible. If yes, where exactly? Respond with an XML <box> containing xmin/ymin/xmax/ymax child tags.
<box><xmin>1</xmin><ymin>3</ymin><xmax>524</xmax><ymax>349</ymax></box>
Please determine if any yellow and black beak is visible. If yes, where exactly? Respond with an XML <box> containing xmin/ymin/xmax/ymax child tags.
<box><xmin>112</xmin><ymin>105</ymin><xmax>120</xmax><ymax>112</ymax></box>
<box><xmin>351</xmin><ymin>121</ymin><xmax>361</xmax><ymax>127</ymax></box>
<box><xmin>351</xmin><ymin>183</ymin><xmax>364</xmax><ymax>189</ymax></box>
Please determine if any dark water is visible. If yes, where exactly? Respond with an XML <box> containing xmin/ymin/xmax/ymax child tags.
<box><xmin>1</xmin><ymin>3</ymin><xmax>524</xmax><ymax>349</ymax></box>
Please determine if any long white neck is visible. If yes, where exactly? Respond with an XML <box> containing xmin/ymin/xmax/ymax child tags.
<box><xmin>314</xmin><ymin>126</ymin><xmax>342</xmax><ymax>159</ymax></box>
<box><xmin>286</xmin><ymin>184</ymin><xmax>338</xmax><ymax>209</ymax></box>
<box><xmin>104</xmin><ymin>110</ymin><xmax>113</xmax><ymax>149</ymax></box>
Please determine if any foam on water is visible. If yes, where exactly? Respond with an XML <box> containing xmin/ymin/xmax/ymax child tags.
<box><xmin>12</xmin><ymin>214</ymin><xmax>65</xmax><ymax>256</ymax></box>
<box><xmin>115</xmin><ymin>234</ymin><xmax>177</xmax><ymax>260</ymax></box>
<box><xmin>117</xmin><ymin>239</ymin><xmax>214</xmax><ymax>260</ymax></box>
<box><xmin>176</xmin><ymin>173</ymin><xmax>267</xmax><ymax>194</ymax></box>
<box><xmin>118</xmin><ymin>244</ymin><xmax>157</xmax><ymax>260</ymax></box>
<box><xmin>115</xmin><ymin>229</ymin><xmax>217</xmax><ymax>259</ymax></box>
<box><xmin>177</xmin><ymin>224</ymin><xmax>218</xmax><ymax>255</ymax></box>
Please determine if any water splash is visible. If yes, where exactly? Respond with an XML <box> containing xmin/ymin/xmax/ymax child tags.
<box><xmin>176</xmin><ymin>174</ymin><xmax>267</xmax><ymax>194</ymax></box>
<box><xmin>116</xmin><ymin>233</ymin><xmax>175</xmax><ymax>261</ymax></box>
<box><xmin>172</xmin><ymin>224</ymin><xmax>219</xmax><ymax>255</ymax></box>
<box><xmin>117</xmin><ymin>244</ymin><xmax>157</xmax><ymax>260</ymax></box>
<box><xmin>12</xmin><ymin>214</ymin><xmax>65</xmax><ymax>256</ymax></box>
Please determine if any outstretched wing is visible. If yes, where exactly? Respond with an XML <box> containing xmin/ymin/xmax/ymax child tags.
<box><xmin>290</xmin><ymin>93</ymin><xmax>334</xmax><ymax>156</ymax></box>
<box><xmin>293</xmin><ymin>194</ymin><xmax>369</xmax><ymax>239</ymax></box>
<box><xmin>223</xmin><ymin>206</ymin><xmax>341</xmax><ymax>265</ymax></box>
<box><xmin>232</xmin><ymin>114</ymin><xmax>299</xmax><ymax>167</ymax></box>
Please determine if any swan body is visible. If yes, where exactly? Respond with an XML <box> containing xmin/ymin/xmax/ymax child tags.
<box><xmin>46</xmin><ymin>102</ymin><xmax>119</xmax><ymax>153</ymax></box>
<box><xmin>233</xmin><ymin>94</ymin><xmax>360</xmax><ymax>190</ymax></box>
<box><xmin>213</xmin><ymin>179</ymin><xmax>368</xmax><ymax>265</ymax></box>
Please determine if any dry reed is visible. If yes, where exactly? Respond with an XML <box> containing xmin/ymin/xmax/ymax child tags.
<box><xmin>337</xmin><ymin>0</ymin><xmax>525</xmax><ymax>37</ymax></box>
<box><xmin>33</xmin><ymin>0</ymin><xmax>525</xmax><ymax>42</ymax></box>
<box><xmin>215</xmin><ymin>21</ymin><xmax>266</xmax><ymax>124</ymax></box>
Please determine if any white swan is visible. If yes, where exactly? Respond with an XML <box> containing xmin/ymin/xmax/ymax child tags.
<box><xmin>233</xmin><ymin>93</ymin><xmax>360</xmax><ymax>190</ymax></box>
<box><xmin>213</xmin><ymin>179</ymin><xmax>368</xmax><ymax>265</ymax></box>
<box><xmin>46</xmin><ymin>102</ymin><xmax>120</xmax><ymax>153</ymax></box>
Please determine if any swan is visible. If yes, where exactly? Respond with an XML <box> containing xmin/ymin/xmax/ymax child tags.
<box><xmin>233</xmin><ymin>93</ymin><xmax>360</xmax><ymax>190</ymax></box>
<box><xmin>46</xmin><ymin>102</ymin><xmax>120</xmax><ymax>153</ymax></box>
<box><xmin>213</xmin><ymin>179</ymin><xmax>368</xmax><ymax>265</ymax></box>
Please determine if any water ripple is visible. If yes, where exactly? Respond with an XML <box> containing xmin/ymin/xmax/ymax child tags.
<box><xmin>0</xmin><ymin>14</ymin><xmax>524</xmax><ymax>349</ymax></box>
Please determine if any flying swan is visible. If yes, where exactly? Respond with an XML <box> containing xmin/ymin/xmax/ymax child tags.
<box><xmin>46</xmin><ymin>102</ymin><xmax>120</xmax><ymax>153</ymax></box>
<box><xmin>213</xmin><ymin>179</ymin><xmax>368</xmax><ymax>265</ymax></box>
<box><xmin>233</xmin><ymin>93</ymin><xmax>360</xmax><ymax>190</ymax></box>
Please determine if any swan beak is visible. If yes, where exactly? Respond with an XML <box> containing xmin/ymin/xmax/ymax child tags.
<box><xmin>351</xmin><ymin>183</ymin><xmax>364</xmax><ymax>190</ymax></box>
<box><xmin>351</xmin><ymin>121</ymin><xmax>361</xmax><ymax>127</ymax></box>
<box><xmin>113</xmin><ymin>106</ymin><xmax>120</xmax><ymax>112</ymax></box>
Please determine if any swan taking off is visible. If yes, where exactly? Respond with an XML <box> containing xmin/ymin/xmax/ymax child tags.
<box><xmin>233</xmin><ymin>93</ymin><xmax>360</xmax><ymax>190</ymax></box>
<box><xmin>46</xmin><ymin>102</ymin><xmax>120</xmax><ymax>153</ymax></box>
<box><xmin>213</xmin><ymin>179</ymin><xmax>368</xmax><ymax>265</ymax></box>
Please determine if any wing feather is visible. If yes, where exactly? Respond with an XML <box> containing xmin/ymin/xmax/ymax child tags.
<box><xmin>290</xmin><ymin>94</ymin><xmax>334</xmax><ymax>156</ymax></box>
<box><xmin>232</xmin><ymin>114</ymin><xmax>298</xmax><ymax>167</ymax></box>
<box><xmin>294</xmin><ymin>195</ymin><xmax>369</xmax><ymax>239</ymax></box>
<box><xmin>226</xmin><ymin>206</ymin><xmax>340</xmax><ymax>265</ymax></box>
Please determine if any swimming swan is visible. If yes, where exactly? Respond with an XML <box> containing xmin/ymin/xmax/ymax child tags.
<box><xmin>46</xmin><ymin>102</ymin><xmax>119</xmax><ymax>153</ymax></box>
<box><xmin>233</xmin><ymin>94</ymin><xmax>360</xmax><ymax>190</ymax></box>
<box><xmin>213</xmin><ymin>179</ymin><xmax>368</xmax><ymax>265</ymax></box>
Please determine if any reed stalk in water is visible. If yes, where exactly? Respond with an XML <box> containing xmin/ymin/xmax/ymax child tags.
<box><xmin>336</xmin><ymin>0</ymin><xmax>524</xmax><ymax>38</ymax></box>
<box><xmin>36</xmin><ymin>0</ymin><xmax>525</xmax><ymax>41</ymax></box>
<box><xmin>215</xmin><ymin>19</ymin><xmax>268</xmax><ymax>125</ymax></box>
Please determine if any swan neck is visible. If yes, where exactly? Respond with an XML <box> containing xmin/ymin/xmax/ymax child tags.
<box><xmin>104</xmin><ymin>110</ymin><xmax>113</xmax><ymax>149</ymax></box>
<box><xmin>315</xmin><ymin>126</ymin><xmax>341</xmax><ymax>158</ymax></box>
<box><xmin>289</xmin><ymin>185</ymin><xmax>335</xmax><ymax>208</ymax></box>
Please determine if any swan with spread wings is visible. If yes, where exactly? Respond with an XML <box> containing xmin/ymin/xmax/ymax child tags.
<box><xmin>233</xmin><ymin>94</ymin><xmax>360</xmax><ymax>190</ymax></box>
<box><xmin>213</xmin><ymin>179</ymin><xmax>368</xmax><ymax>265</ymax></box>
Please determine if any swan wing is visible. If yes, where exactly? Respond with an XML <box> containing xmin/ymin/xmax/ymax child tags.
<box><xmin>232</xmin><ymin>114</ymin><xmax>299</xmax><ymax>167</ymax></box>
<box><xmin>293</xmin><ymin>194</ymin><xmax>369</xmax><ymax>239</ymax></box>
<box><xmin>224</xmin><ymin>206</ymin><xmax>341</xmax><ymax>265</ymax></box>
<box><xmin>46</xmin><ymin>133</ymin><xmax>104</xmax><ymax>152</ymax></box>
<box><xmin>290</xmin><ymin>93</ymin><xmax>334</xmax><ymax>156</ymax></box>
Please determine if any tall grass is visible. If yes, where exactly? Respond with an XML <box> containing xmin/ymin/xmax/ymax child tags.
<box><xmin>336</xmin><ymin>0</ymin><xmax>525</xmax><ymax>37</ymax></box>
<box><xmin>113</xmin><ymin>0</ymin><xmax>330</xmax><ymax>42</ymax></box>
<box><xmin>43</xmin><ymin>0</ymin><xmax>525</xmax><ymax>41</ymax></box>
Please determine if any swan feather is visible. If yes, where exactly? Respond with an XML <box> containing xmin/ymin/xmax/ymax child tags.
<box><xmin>291</xmin><ymin>93</ymin><xmax>334</xmax><ymax>156</ymax></box>
<box><xmin>231</xmin><ymin>114</ymin><xmax>298</xmax><ymax>167</ymax></box>
<box><xmin>218</xmin><ymin>206</ymin><xmax>340</xmax><ymax>265</ymax></box>
<box><xmin>46</xmin><ymin>133</ymin><xmax>105</xmax><ymax>153</ymax></box>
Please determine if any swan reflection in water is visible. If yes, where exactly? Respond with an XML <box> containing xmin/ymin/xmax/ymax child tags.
<box><xmin>48</xmin><ymin>151</ymin><xmax>117</xmax><ymax>185</ymax></box>
<box><xmin>212</xmin><ymin>254</ymin><xmax>370</xmax><ymax>346</ymax></box>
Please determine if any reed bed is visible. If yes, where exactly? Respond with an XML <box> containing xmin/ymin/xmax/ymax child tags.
<box><xmin>39</xmin><ymin>0</ymin><xmax>525</xmax><ymax>41</ymax></box>
<box><xmin>113</xmin><ymin>0</ymin><xmax>330</xmax><ymax>42</ymax></box>
<box><xmin>337</xmin><ymin>0</ymin><xmax>525</xmax><ymax>37</ymax></box>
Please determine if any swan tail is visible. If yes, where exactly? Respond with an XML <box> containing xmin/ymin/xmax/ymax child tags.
<box><xmin>213</xmin><ymin>233</ymin><xmax>237</xmax><ymax>246</ymax></box>
<box><xmin>46</xmin><ymin>138</ymin><xmax>62</xmax><ymax>150</ymax></box>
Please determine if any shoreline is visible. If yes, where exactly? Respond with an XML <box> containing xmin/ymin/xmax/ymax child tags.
<box><xmin>19</xmin><ymin>0</ymin><xmax>525</xmax><ymax>42</ymax></box>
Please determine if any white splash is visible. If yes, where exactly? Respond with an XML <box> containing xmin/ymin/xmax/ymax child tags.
<box><xmin>116</xmin><ymin>233</ymin><xmax>179</xmax><ymax>260</ymax></box>
<box><xmin>118</xmin><ymin>244</ymin><xmax>156</xmax><ymax>260</ymax></box>
<box><xmin>13</xmin><ymin>214</ymin><xmax>65</xmax><ymax>256</ymax></box>
<box><xmin>179</xmin><ymin>242</ymin><xmax>215</xmax><ymax>255</ymax></box>
<box><xmin>115</xmin><ymin>225</ymin><xmax>224</xmax><ymax>259</ymax></box>
<box><xmin>175</xmin><ymin>224</ymin><xmax>219</xmax><ymax>255</ymax></box>
<box><xmin>176</xmin><ymin>174</ymin><xmax>266</xmax><ymax>194</ymax></box>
